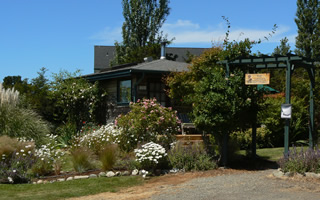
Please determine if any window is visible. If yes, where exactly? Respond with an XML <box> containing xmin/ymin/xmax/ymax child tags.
<box><xmin>148</xmin><ymin>81</ymin><xmax>167</xmax><ymax>106</ymax></box>
<box><xmin>118</xmin><ymin>79</ymin><xmax>131</xmax><ymax>104</ymax></box>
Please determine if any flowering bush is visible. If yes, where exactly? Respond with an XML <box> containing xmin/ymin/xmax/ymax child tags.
<box><xmin>134</xmin><ymin>142</ymin><xmax>167</xmax><ymax>170</ymax></box>
<box><xmin>0</xmin><ymin>151</ymin><xmax>36</xmax><ymax>184</ymax></box>
<box><xmin>51</xmin><ymin>70</ymin><xmax>107</xmax><ymax>129</ymax></box>
<box><xmin>0</xmin><ymin>137</ymin><xmax>36</xmax><ymax>184</ymax></box>
<box><xmin>116</xmin><ymin>98</ymin><xmax>181</xmax><ymax>151</ymax></box>
<box><xmin>71</xmin><ymin>123</ymin><xmax>121</xmax><ymax>156</ymax></box>
<box><xmin>278</xmin><ymin>146</ymin><xmax>320</xmax><ymax>173</ymax></box>
<box><xmin>32</xmin><ymin>134</ymin><xmax>65</xmax><ymax>176</ymax></box>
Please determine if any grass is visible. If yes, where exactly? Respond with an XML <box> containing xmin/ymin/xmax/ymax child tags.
<box><xmin>0</xmin><ymin>176</ymin><xmax>144</xmax><ymax>200</ymax></box>
<box><xmin>237</xmin><ymin>146</ymin><xmax>309</xmax><ymax>162</ymax></box>
<box><xmin>237</xmin><ymin>147</ymin><xmax>284</xmax><ymax>161</ymax></box>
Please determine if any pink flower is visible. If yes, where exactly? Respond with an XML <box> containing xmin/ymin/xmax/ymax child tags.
<box><xmin>115</xmin><ymin>120</ymin><xmax>118</xmax><ymax>126</ymax></box>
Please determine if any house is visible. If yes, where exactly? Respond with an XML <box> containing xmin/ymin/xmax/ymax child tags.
<box><xmin>94</xmin><ymin>45</ymin><xmax>208</xmax><ymax>73</ymax></box>
<box><xmin>84</xmin><ymin>44</ymin><xmax>208</xmax><ymax>123</ymax></box>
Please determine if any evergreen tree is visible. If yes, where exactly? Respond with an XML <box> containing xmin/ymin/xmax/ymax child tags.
<box><xmin>112</xmin><ymin>0</ymin><xmax>171</xmax><ymax>66</ymax></box>
<box><xmin>273</xmin><ymin>37</ymin><xmax>292</xmax><ymax>56</ymax></box>
<box><xmin>295</xmin><ymin>0</ymin><xmax>319</xmax><ymax>59</ymax></box>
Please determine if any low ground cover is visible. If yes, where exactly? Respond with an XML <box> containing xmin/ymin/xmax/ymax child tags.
<box><xmin>0</xmin><ymin>176</ymin><xmax>143</xmax><ymax>200</ymax></box>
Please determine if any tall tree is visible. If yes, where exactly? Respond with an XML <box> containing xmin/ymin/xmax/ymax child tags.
<box><xmin>295</xmin><ymin>0</ymin><xmax>320</xmax><ymax>59</ymax></box>
<box><xmin>273</xmin><ymin>37</ymin><xmax>292</xmax><ymax>56</ymax></box>
<box><xmin>112</xmin><ymin>0</ymin><xmax>171</xmax><ymax>65</ymax></box>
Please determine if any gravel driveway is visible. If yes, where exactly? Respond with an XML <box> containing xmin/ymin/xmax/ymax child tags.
<box><xmin>147</xmin><ymin>169</ymin><xmax>320</xmax><ymax>200</ymax></box>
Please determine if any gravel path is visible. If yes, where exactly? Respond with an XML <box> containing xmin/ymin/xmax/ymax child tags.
<box><xmin>147</xmin><ymin>169</ymin><xmax>320</xmax><ymax>200</ymax></box>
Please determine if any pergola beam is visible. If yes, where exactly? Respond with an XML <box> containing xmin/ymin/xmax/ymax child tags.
<box><xmin>219</xmin><ymin>54</ymin><xmax>316</xmax><ymax>157</ymax></box>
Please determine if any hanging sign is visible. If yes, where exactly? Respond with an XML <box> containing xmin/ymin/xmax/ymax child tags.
<box><xmin>281</xmin><ymin>104</ymin><xmax>292</xmax><ymax>119</ymax></box>
<box><xmin>245</xmin><ymin>73</ymin><xmax>270</xmax><ymax>85</ymax></box>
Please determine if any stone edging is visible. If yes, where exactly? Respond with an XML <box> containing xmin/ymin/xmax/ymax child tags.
<box><xmin>273</xmin><ymin>168</ymin><xmax>320</xmax><ymax>179</ymax></box>
<box><xmin>33</xmin><ymin>168</ymin><xmax>183</xmax><ymax>184</ymax></box>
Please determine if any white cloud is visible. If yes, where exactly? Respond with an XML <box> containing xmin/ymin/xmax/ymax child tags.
<box><xmin>90</xmin><ymin>19</ymin><xmax>296</xmax><ymax>48</ymax></box>
<box><xmin>163</xmin><ymin>20</ymin><xmax>200</xmax><ymax>29</ymax></box>
<box><xmin>90</xmin><ymin>27</ymin><xmax>122</xmax><ymax>45</ymax></box>
<box><xmin>162</xmin><ymin>20</ymin><xmax>295</xmax><ymax>46</ymax></box>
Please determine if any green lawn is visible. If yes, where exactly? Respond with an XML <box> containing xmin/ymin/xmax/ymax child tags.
<box><xmin>0</xmin><ymin>176</ymin><xmax>144</xmax><ymax>200</ymax></box>
<box><xmin>237</xmin><ymin>147</ymin><xmax>283</xmax><ymax>161</ymax></box>
<box><xmin>237</xmin><ymin>146</ymin><xmax>309</xmax><ymax>161</ymax></box>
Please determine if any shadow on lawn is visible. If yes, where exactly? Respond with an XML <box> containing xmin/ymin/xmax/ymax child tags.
<box><xmin>227</xmin><ymin>154</ymin><xmax>278</xmax><ymax>170</ymax></box>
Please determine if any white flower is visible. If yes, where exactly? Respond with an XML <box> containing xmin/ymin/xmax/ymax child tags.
<box><xmin>13</xmin><ymin>170</ymin><xmax>16</xmax><ymax>173</ymax></box>
<box><xmin>20</xmin><ymin>149</ymin><xmax>24</xmax><ymax>153</ymax></box>
<box><xmin>8</xmin><ymin>177</ymin><xmax>13</xmax><ymax>183</ymax></box>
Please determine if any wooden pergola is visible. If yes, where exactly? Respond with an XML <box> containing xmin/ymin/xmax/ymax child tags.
<box><xmin>220</xmin><ymin>53</ymin><xmax>316</xmax><ymax>157</ymax></box>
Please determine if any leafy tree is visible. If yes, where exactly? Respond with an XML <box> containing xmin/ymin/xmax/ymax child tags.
<box><xmin>166</xmin><ymin>18</ymin><xmax>278</xmax><ymax>164</ymax></box>
<box><xmin>2</xmin><ymin>68</ymin><xmax>54</xmax><ymax>122</ymax></box>
<box><xmin>166</xmin><ymin>42</ymin><xmax>263</xmax><ymax>164</ymax></box>
<box><xmin>112</xmin><ymin>0</ymin><xmax>171</xmax><ymax>65</ymax></box>
<box><xmin>268</xmin><ymin>37</ymin><xmax>292</xmax><ymax>93</ymax></box>
<box><xmin>295</xmin><ymin>0</ymin><xmax>320</xmax><ymax>59</ymax></box>
<box><xmin>273</xmin><ymin>37</ymin><xmax>292</xmax><ymax>56</ymax></box>
<box><xmin>2</xmin><ymin>76</ymin><xmax>30</xmax><ymax>95</ymax></box>
<box><xmin>258</xmin><ymin>96</ymin><xmax>309</xmax><ymax>147</ymax></box>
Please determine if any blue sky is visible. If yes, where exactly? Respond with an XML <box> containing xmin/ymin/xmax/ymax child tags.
<box><xmin>0</xmin><ymin>0</ymin><xmax>297</xmax><ymax>82</ymax></box>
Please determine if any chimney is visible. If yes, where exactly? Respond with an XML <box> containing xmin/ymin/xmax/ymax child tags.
<box><xmin>160</xmin><ymin>41</ymin><xmax>166</xmax><ymax>59</ymax></box>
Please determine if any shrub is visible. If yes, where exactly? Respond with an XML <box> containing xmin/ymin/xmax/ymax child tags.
<box><xmin>258</xmin><ymin>96</ymin><xmax>309</xmax><ymax>147</ymax></box>
<box><xmin>0</xmin><ymin>150</ymin><xmax>36</xmax><ymax>184</ymax></box>
<box><xmin>100</xmin><ymin>144</ymin><xmax>118</xmax><ymax>171</ymax></box>
<box><xmin>231</xmin><ymin>127</ymin><xmax>273</xmax><ymax>150</ymax></box>
<box><xmin>71</xmin><ymin>123</ymin><xmax>121</xmax><ymax>156</ymax></box>
<box><xmin>116</xmin><ymin>98</ymin><xmax>181</xmax><ymax>151</ymax></box>
<box><xmin>55</xmin><ymin>122</ymin><xmax>77</xmax><ymax>147</ymax></box>
<box><xmin>134</xmin><ymin>142</ymin><xmax>168</xmax><ymax>171</ymax></box>
<box><xmin>0</xmin><ymin>84</ymin><xmax>51</xmax><ymax>146</ymax></box>
<box><xmin>50</xmin><ymin>70</ymin><xmax>107</xmax><ymax>129</ymax></box>
<box><xmin>32</xmin><ymin>134</ymin><xmax>66</xmax><ymax>176</ymax></box>
<box><xmin>168</xmin><ymin>142</ymin><xmax>217</xmax><ymax>171</ymax></box>
<box><xmin>70</xmin><ymin>147</ymin><xmax>94</xmax><ymax>173</ymax></box>
<box><xmin>278</xmin><ymin>146</ymin><xmax>320</xmax><ymax>173</ymax></box>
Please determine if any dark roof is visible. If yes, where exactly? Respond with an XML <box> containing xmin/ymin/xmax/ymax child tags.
<box><xmin>85</xmin><ymin>59</ymin><xmax>189</xmax><ymax>81</ymax></box>
<box><xmin>94</xmin><ymin>45</ymin><xmax>207</xmax><ymax>73</ymax></box>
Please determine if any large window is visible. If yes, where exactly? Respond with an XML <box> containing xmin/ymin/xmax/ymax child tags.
<box><xmin>149</xmin><ymin>81</ymin><xmax>166</xmax><ymax>106</ymax></box>
<box><xmin>118</xmin><ymin>79</ymin><xmax>131</xmax><ymax>104</ymax></box>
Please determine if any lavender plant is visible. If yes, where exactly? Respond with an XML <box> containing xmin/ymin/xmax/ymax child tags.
<box><xmin>168</xmin><ymin>142</ymin><xmax>217</xmax><ymax>171</ymax></box>
<box><xmin>278</xmin><ymin>146</ymin><xmax>320</xmax><ymax>173</ymax></box>
<box><xmin>0</xmin><ymin>150</ymin><xmax>36</xmax><ymax>184</ymax></box>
